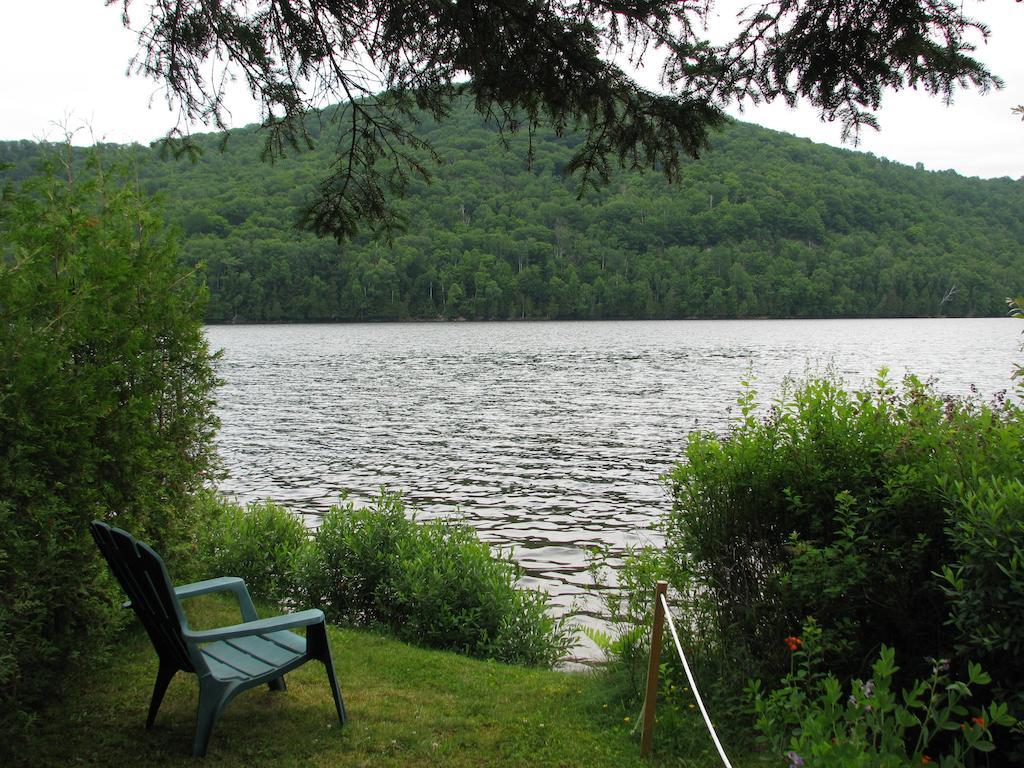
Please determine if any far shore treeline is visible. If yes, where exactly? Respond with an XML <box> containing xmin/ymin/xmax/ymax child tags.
<box><xmin>2</xmin><ymin>100</ymin><xmax>1023</xmax><ymax>323</ymax></box>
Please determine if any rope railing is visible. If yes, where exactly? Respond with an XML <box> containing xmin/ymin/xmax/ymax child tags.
<box><xmin>639</xmin><ymin>580</ymin><xmax>734</xmax><ymax>767</ymax></box>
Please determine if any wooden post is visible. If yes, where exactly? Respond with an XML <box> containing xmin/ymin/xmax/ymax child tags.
<box><xmin>640</xmin><ymin>580</ymin><xmax>668</xmax><ymax>758</ymax></box>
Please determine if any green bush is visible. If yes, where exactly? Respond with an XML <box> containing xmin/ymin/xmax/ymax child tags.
<box><xmin>585</xmin><ymin>372</ymin><xmax>1024</xmax><ymax>759</ymax></box>
<box><xmin>297</xmin><ymin>492</ymin><xmax>411</xmax><ymax>624</ymax></box>
<box><xmin>186</xmin><ymin>490</ymin><xmax>572</xmax><ymax>665</ymax></box>
<box><xmin>662</xmin><ymin>373</ymin><xmax>1024</xmax><ymax>687</ymax></box>
<box><xmin>0</xmin><ymin>148</ymin><xmax>219</xmax><ymax>753</ymax></box>
<box><xmin>194</xmin><ymin>494</ymin><xmax>309</xmax><ymax>602</ymax></box>
<box><xmin>386</xmin><ymin>520</ymin><xmax>569</xmax><ymax>665</ymax></box>
<box><xmin>940</xmin><ymin>477</ymin><xmax>1024</xmax><ymax>731</ymax></box>
<box><xmin>297</xmin><ymin>491</ymin><xmax>574</xmax><ymax>666</ymax></box>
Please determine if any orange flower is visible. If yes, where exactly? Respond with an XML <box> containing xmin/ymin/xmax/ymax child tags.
<box><xmin>973</xmin><ymin>716</ymin><xmax>986</xmax><ymax>729</ymax></box>
<box><xmin>784</xmin><ymin>636</ymin><xmax>802</xmax><ymax>652</ymax></box>
<box><xmin>921</xmin><ymin>756</ymin><xmax>932</xmax><ymax>765</ymax></box>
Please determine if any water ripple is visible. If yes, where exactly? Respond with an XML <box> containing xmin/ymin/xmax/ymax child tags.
<box><xmin>208</xmin><ymin>318</ymin><xmax>1020</xmax><ymax>638</ymax></box>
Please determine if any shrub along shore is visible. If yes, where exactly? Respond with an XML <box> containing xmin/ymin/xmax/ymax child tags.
<box><xmin>594</xmin><ymin>370</ymin><xmax>1024</xmax><ymax>766</ymax></box>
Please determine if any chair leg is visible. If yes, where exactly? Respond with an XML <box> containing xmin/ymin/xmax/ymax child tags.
<box><xmin>308</xmin><ymin>622</ymin><xmax>346</xmax><ymax>724</ymax></box>
<box><xmin>147</xmin><ymin>660</ymin><xmax>177</xmax><ymax>729</ymax></box>
<box><xmin>323</xmin><ymin>658</ymin><xmax>347</xmax><ymax>725</ymax></box>
<box><xmin>193</xmin><ymin>681</ymin><xmax>229</xmax><ymax>758</ymax></box>
<box><xmin>268</xmin><ymin>675</ymin><xmax>287</xmax><ymax>692</ymax></box>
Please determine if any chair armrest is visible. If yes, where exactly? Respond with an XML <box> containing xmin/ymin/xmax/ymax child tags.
<box><xmin>183</xmin><ymin>609</ymin><xmax>326</xmax><ymax>644</ymax></box>
<box><xmin>174</xmin><ymin>577</ymin><xmax>259</xmax><ymax>622</ymax></box>
<box><xmin>122</xmin><ymin>577</ymin><xmax>242</xmax><ymax>609</ymax></box>
<box><xmin>174</xmin><ymin>577</ymin><xmax>248</xmax><ymax>599</ymax></box>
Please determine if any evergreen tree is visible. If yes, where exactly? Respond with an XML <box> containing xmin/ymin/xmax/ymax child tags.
<box><xmin>116</xmin><ymin>0</ymin><xmax>1000</xmax><ymax>239</ymax></box>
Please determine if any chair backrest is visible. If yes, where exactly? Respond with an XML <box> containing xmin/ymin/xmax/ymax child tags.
<box><xmin>90</xmin><ymin>521</ymin><xmax>195</xmax><ymax>673</ymax></box>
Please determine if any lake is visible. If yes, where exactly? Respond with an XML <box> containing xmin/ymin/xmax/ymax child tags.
<box><xmin>206</xmin><ymin>318</ymin><xmax>1020</xmax><ymax>643</ymax></box>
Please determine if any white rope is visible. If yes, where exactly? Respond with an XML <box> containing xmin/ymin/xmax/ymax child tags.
<box><xmin>659</xmin><ymin>592</ymin><xmax>734</xmax><ymax>768</ymax></box>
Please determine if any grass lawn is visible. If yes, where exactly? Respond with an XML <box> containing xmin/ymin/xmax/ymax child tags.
<box><xmin>25</xmin><ymin>596</ymin><xmax>764</xmax><ymax>767</ymax></box>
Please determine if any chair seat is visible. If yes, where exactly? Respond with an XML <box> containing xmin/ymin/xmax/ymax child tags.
<box><xmin>201</xmin><ymin>630</ymin><xmax>306</xmax><ymax>682</ymax></box>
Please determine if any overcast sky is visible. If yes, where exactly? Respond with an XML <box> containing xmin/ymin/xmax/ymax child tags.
<box><xmin>1</xmin><ymin>1</ymin><xmax>1021</xmax><ymax>179</ymax></box>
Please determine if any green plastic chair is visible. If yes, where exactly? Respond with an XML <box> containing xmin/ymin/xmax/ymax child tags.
<box><xmin>90</xmin><ymin>520</ymin><xmax>346</xmax><ymax>757</ymax></box>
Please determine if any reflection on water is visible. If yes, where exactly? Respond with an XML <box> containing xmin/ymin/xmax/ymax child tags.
<box><xmin>207</xmin><ymin>319</ymin><xmax>1019</xmax><ymax>645</ymax></box>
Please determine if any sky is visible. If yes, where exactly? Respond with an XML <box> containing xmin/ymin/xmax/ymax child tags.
<box><xmin>1</xmin><ymin>1</ymin><xmax>1021</xmax><ymax>179</ymax></box>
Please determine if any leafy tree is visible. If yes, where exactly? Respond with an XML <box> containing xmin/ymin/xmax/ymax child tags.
<box><xmin>115</xmin><ymin>0</ymin><xmax>1001</xmax><ymax>239</ymax></box>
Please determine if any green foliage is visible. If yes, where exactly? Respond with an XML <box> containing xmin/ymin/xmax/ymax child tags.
<box><xmin>0</xmin><ymin>148</ymin><xmax>219</xmax><ymax>754</ymax></box>
<box><xmin>576</xmin><ymin>368</ymin><xmax>1024</xmax><ymax>762</ymax></box>
<box><xmin>296</xmin><ymin>491</ymin><xmax>573</xmax><ymax>667</ymax></box>
<box><xmin>193</xmin><ymin>494</ymin><xmax>309</xmax><ymax>602</ymax></box>
<box><xmin>189</xmin><ymin>490</ymin><xmax>572</xmax><ymax>665</ymax></box>
<box><xmin>579</xmin><ymin>372</ymin><xmax>1024</xmax><ymax>759</ymax></box>
<box><xmin>663</xmin><ymin>373</ymin><xmax>1024</xmax><ymax>687</ymax></box>
<box><xmin>3</xmin><ymin>112</ymin><xmax>1023</xmax><ymax>323</ymax></box>
<box><xmin>1009</xmin><ymin>296</ymin><xmax>1024</xmax><ymax>387</ymax></box>
<box><xmin>939</xmin><ymin>478</ymin><xmax>1024</xmax><ymax>722</ymax></box>
<box><xmin>296</xmin><ymin>492</ymin><xmax>411</xmax><ymax>625</ymax></box>
<box><xmin>751</xmin><ymin>623</ymin><xmax>1016</xmax><ymax>767</ymax></box>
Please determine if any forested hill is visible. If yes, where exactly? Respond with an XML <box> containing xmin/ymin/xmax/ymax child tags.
<box><xmin>3</xmin><ymin>104</ymin><xmax>1023</xmax><ymax>321</ymax></box>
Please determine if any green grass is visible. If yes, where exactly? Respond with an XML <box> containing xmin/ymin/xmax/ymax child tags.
<box><xmin>26</xmin><ymin>597</ymin><xmax>764</xmax><ymax>767</ymax></box>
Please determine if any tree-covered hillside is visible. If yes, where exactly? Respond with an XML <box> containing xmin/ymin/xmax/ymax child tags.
<box><xmin>3</xmin><ymin>105</ymin><xmax>1022</xmax><ymax>322</ymax></box>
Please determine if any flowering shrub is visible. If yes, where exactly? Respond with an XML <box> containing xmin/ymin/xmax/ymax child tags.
<box><xmin>597</xmin><ymin>371</ymin><xmax>1024</xmax><ymax>757</ymax></box>
<box><xmin>750</xmin><ymin>622</ymin><xmax>1015</xmax><ymax>767</ymax></box>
